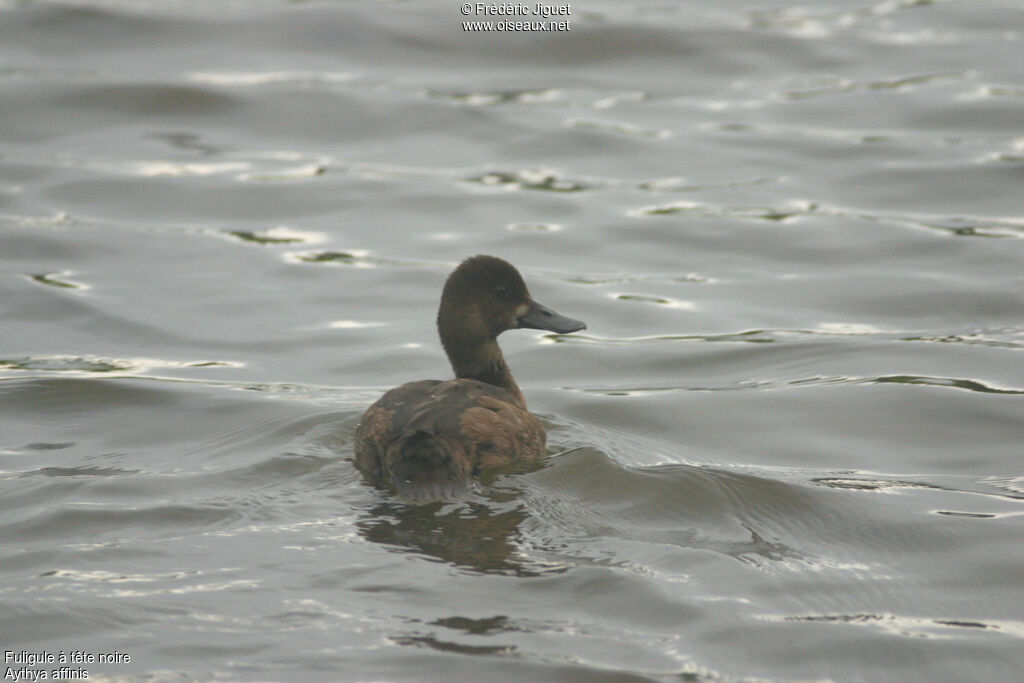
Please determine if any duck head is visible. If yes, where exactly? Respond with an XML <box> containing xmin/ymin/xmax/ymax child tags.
<box><xmin>437</xmin><ymin>255</ymin><xmax>586</xmax><ymax>344</ymax></box>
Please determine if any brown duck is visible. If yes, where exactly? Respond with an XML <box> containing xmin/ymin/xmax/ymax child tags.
<box><xmin>354</xmin><ymin>255</ymin><xmax>586</xmax><ymax>500</ymax></box>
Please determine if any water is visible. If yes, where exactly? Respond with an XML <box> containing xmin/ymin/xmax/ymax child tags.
<box><xmin>2</xmin><ymin>1</ymin><xmax>1023</xmax><ymax>680</ymax></box>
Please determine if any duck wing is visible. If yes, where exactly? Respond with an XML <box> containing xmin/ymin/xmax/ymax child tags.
<box><xmin>354</xmin><ymin>379</ymin><xmax>546</xmax><ymax>500</ymax></box>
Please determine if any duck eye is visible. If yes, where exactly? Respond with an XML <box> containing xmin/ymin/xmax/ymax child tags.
<box><xmin>494</xmin><ymin>286</ymin><xmax>509</xmax><ymax>298</ymax></box>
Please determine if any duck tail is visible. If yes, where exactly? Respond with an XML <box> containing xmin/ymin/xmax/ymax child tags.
<box><xmin>384</xmin><ymin>429</ymin><xmax>472</xmax><ymax>501</ymax></box>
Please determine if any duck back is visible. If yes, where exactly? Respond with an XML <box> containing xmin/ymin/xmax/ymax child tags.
<box><xmin>354</xmin><ymin>378</ymin><xmax>546</xmax><ymax>500</ymax></box>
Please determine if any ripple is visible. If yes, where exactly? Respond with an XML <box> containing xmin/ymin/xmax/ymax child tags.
<box><xmin>707</xmin><ymin>120</ymin><xmax>1008</xmax><ymax>151</ymax></box>
<box><xmin>777</xmin><ymin>71</ymin><xmax>971</xmax><ymax>100</ymax></box>
<box><xmin>390</xmin><ymin>633</ymin><xmax>514</xmax><ymax>657</ymax></box>
<box><xmin>332</xmin><ymin>161</ymin><xmax>461</xmax><ymax>183</ymax></box>
<box><xmin>114</xmin><ymin>160</ymin><xmax>250</xmax><ymax>177</ymax></box>
<box><xmin>55</xmin><ymin>83</ymin><xmax>239</xmax><ymax>117</ymax></box>
<box><xmin>631</xmin><ymin>199</ymin><xmax>804</xmax><ymax>221</ymax></box>
<box><xmin>561</xmin><ymin>329</ymin><xmax>793</xmax><ymax>346</ymax></box>
<box><xmin>25</xmin><ymin>271</ymin><xmax>88</xmax><ymax>290</ymax></box>
<box><xmin>285</xmin><ymin>249</ymin><xmax>377</xmax><ymax>268</ymax></box>
<box><xmin>564</xmin><ymin>271</ymin><xmax>711</xmax><ymax>285</ymax></box>
<box><xmin>284</xmin><ymin>251</ymin><xmax>456</xmax><ymax>273</ymax></box>
<box><xmin>32</xmin><ymin>466</ymin><xmax>134</xmax><ymax>478</ymax></box>
<box><xmin>23</xmin><ymin>442</ymin><xmax>75</xmax><ymax>451</ymax></box>
<box><xmin>67</xmin><ymin>149</ymin><xmax>331</xmax><ymax>183</ymax></box>
<box><xmin>41</xmin><ymin>568</ymin><xmax>197</xmax><ymax>583</ymax></box>
<box><xmin>0</xmin><ymin>355</ymin><xmax>240</xmax><ymax>376</ymax></box>
<box><xmin>429</xmin><ymin>615</ymin><xmax>524</xmax><ymax>636</ymax></box>
<box><xmin>463</xmin><ymin>166</ymin><xmax>768</xmax><ymax>195</ymax></box>
<box><xmin>935</xmin><ymin>510</ymin><xmax>996</xmax><ymax>519</ymax></box>
<box><xmin>1</xmin><ymin>211</ymin><xmax>72</xmax><ymax>229</ymax></box>
<box><xmin>900</xmin><ymin>331</ymin><xmax>1024</xmax><ymax>350</ymax></box>
<box><xmin>288</xmin><ymin>251</ymin><xmax>707</xmax><ymax>297</ymax></box>
<box><xmin>321</xmin><ymin>160</ymin><xmax>780</xmax><ymax>199</ymax></box>
<box><xmin>222</xmin><ymin>226</ymin><xmax>326</xmax><ymax>246</ymax></box>
<box><xmin>426</xmin><ymin>87</ymin><xmax>648</xmax><ymax>111</ymax></box>
<box><xmin>39</xmin><ymin>566</ymin><xmax>260</xmax><ymax>598</ymax></box>
<box><xmin>978</xmin><ymin>136</ymin><xmax>1024</xmax><ymax>164</ymax></box>
<box><xmin>525</xmin><ymin>449</ymin><xmax>815</xmax><ymax>570</ymax></box>
<box><xmin>505</xmin><ymin>222</ymin><xmax>563</xmax><ymax>232</ymax></box>
<box><xmin>769</xmin><ymin>612</ymin><xmax>1024</xmax><ymax>640</ymax></box>
<box><xmin>749</xmin><ymin>1</ymin><xmax>958</xmax><ymax>41</ymax></box>
<box><xmin>566</xmin><ymin>117</ymin><xmax>671</xmax><ymax>139</ymax></box>
<box><xmin>565</xmin><ymin>325</ymin><xmax>1024</xmax><ymax>350</ymax></box>
<box><xmin>812</xmin><ymin>477</ymin><xmax>942</xmax><ymax>493</ymax></box>
<box><xmin>706</xmin><ymin>120</ymin><xmax>895</xmax><ymax>145</ymax></box>
<box><xmin>631</xmin><ymin>198</ymin><xmax>1024</xmax><ymax>237</ymax></box>
<box><xmin>610</xmin><ymin>293</ymin><xmax>696</xmax><ymax>310</ymax></box>
<box><xmin>708</xmin><ymin>69</ymin><xmax>974</xmax><ymax>112</ymax></box>
<box><xmin>428</xmin><ymin>87</ymin><xmax>563</xmax><ymax>107</ymax></box>
<box><xmin>573</xmin><ymin>372</ymin><xmax>1023</xmax><ymax>397</ymax></box>
<box><xmin>4</xmin><ymin>503</ymin><xmax>242</xmax><ymax>543</ymax></box>
<box><xmin>0</xmin><ymin>66</ymin><xmax>99</xmax><ymax>82</ymax></box>
<box><xmin>641</xmin><ymin>175</ymin><xmax>784</xmax><ymax>193</ymax></box>
<box><xmin>327</xmin><ymin>320</ymin><xmax>385</xmax><ymax>330</ymax></box>
<box><xmin>958</xmin><ymin>84</ymin><xmax>1024</xmax><ymax>101</ymax></box>
<box><xmin>187</xmin><ymin>70</ymin><xmax>356</xmax><ymax>88</ymax></box>
<box><xmin>1</xmin><ymin>356</ymin><xmax>130</xmax><ymax>374</ymax></box>
<box><xmin>869</xmin><ymin>374</ymin><xmax>1024</xmax><ymax>395</ymax></box>
<box><xmin>464</xmin><ymin>169</ymin><xmax>594</xmax><ymax>193</ymax></box>
<box><xmin>981</xmin><ymin>476</ymin><xmax>1024</xmax><ymax>498</ymax></box>
<box><xmin>592</xmin><ymin>91</ymin><xmax>648</xmax><ymax>109</ymax></box>
<box><xmin>236</xmin><ymin>152</ymin><xmax>329</xmax><ymax>182</ymax></box>
<box><xmin>815</xmin><ymin>322</ymin><xmax>886</xmax><ymax>335</ymax></box>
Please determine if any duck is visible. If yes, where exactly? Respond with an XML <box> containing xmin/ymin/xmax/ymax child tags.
<box><xmin>354</xmin><ymin>255</ymin><xmax>586</xmax><ymax>501</ymax></box>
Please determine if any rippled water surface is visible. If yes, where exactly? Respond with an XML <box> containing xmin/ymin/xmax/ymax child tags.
<box><xmin>2</xmin><ymin>0</ymin><xmax>1023</xmax><ymax>680</ymax></box>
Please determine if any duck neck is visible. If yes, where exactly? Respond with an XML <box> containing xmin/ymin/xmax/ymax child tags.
<box><xmin>441</xmin><ymin>333</ymin><xmax>525</xmax><ymax>406</ymax></box>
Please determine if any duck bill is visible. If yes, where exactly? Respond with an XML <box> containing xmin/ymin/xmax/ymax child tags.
<box><xmin>518</xmin><ymin>299</ymin><xmax>586</xmax><ymax>334</ymax></box>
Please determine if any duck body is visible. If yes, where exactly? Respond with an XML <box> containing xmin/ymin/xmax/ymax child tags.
<box><xmin>354</xmin><ymin>378</ymin><xmax>545</xmax><ymax>499</ymax></box>
<box><xmin>354</xmin><ymin>255</ymin><xmax>585</xmax><ymax>501</ymax></box>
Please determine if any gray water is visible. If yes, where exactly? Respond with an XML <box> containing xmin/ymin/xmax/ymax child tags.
<box><xmin>2</xmin><ymin>1</ymin><xmax>1023</xmax><ymax>681</ymax></box>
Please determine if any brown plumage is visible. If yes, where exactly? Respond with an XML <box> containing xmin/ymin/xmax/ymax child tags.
<box><xmin>354</xmin><ymin>255</ymin><xmax>586</xmax><ymax>501</ymax></box>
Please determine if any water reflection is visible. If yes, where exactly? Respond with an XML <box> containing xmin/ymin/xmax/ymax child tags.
<box><xmin>356</xmin><ymin>492</ymin><xmax>539</xmax><ymax>576</ymax></box>
<box><xmin>355</xmin><ymin>447</ymin><xmax>816</xmax><ymax>577</ymax></box>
